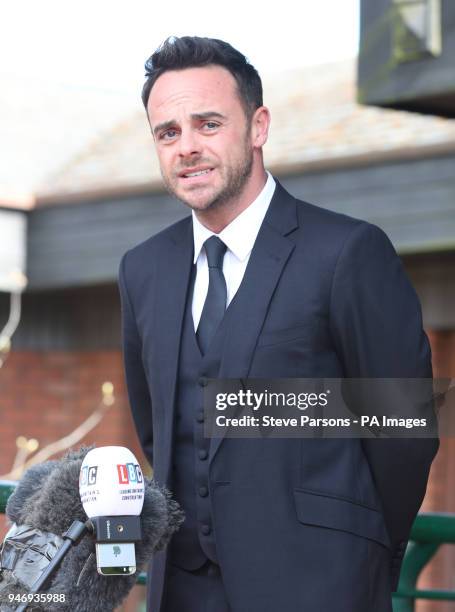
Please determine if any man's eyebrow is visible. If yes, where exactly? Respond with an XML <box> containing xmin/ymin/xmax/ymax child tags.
<box><xmin>190</xmin><ymin>111</ymin><xmax>227</xmax><ymax>121</ymax></box>
<box><xmin>152</xmin><ymin>120</ymin><xmax>175</xmax><ymax>137</ymax></box>
<box><xmin>153</xmin><ymin>111</ymin><xmax>227</xmax><ymax>136</ymax></box>
<box><xmin>152</xmin><ymin>112</ymin><xmax>227</xmax><ymax>137</ymax></box>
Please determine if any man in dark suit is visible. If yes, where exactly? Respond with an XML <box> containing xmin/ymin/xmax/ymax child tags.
<box><xmin>118</xmin><ymin>36</ymin><xmax>438</xmax><ymax>611</ymax></box>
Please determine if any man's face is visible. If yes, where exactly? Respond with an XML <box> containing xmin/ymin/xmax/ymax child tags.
<box><xmin>147</xmin><ymin>65</ymin><xmax>254</xmax><ymax>212</ymax></box>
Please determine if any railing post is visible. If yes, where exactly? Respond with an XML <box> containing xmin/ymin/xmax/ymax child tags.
<box><xmin>392</xmin><ymin>540</ymin><xmax>439</xmax><ymax>611</ymax></box>
<box><xmin>0</xmin><ymin>480</ymin><xmax>16</xmax><ymax>514</ymax></box>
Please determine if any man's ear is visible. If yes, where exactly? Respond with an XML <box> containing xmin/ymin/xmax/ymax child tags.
<box><xmin>250</xmin><ymin>106</ymin><xmax>271</xmax><ymax>149</ymax></box>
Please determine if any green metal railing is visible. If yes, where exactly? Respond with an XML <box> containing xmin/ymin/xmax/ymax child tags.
<box><xmin>1</xmin><ymin>481</ymin><xmax>454</xmax><ymax>608</ymax></box>
<box><xmin>0</xmin><ymin>481</ymin><xmax>16</xmax><ymax>516</ymax></box>
<box><xmin>392</xmin><ymin>512</ymin><xmax>455</xmax><ymax>611</ymax></box>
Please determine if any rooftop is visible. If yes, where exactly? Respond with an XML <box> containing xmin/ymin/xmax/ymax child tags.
<box><xmin>4</xmin><ymin>59</ymin><xmax>455</xmax><ymax>208</ymax></box>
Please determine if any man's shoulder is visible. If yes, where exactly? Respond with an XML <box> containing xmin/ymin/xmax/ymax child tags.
<box><xmin>121</xmin><ymin>214</ymin><xmax>192</xmax><ymax>263</ymax></box>
<box><xmin>294</xmin><ymin>196</ymin><xmax>364</xmax><ymax>233</ymax></box>
<box><xmin>276</xmin><ymin>185</ymin><xmax>394</xmax><ymax>260</ymax></box>
<box><xmin>273</xmin><ymin>179</ymin><xmax>368</xmax><ymax>239</ymax></box>
<box><xmin>290</xmin><ymin>194</ymin><xmax>396</xmax><ymax>265</ymax></box>
<box><xmin>289</xmin><ymin>194</ymin><xmax>378</xmax><ymax>253</ymax></box>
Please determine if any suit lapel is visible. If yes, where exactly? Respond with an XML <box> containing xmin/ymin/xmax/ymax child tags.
<box><xmin>210</xmin><ymin>180</ymin><xmax>299</xmax><ymax>462</ymax></box>
<box><xmin>153</xmin><ymin>218</ymin><xmax>194</xmax><ymax>483</ymax></box>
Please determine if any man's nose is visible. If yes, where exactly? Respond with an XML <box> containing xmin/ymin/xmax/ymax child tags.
<box><xmin>178</xmin><ymin>129</ymin><xmax>201</xmax><ymax>158</ymax></box>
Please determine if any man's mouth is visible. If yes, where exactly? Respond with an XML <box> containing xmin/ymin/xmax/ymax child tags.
<box><xmin>179</xmin><ymin>168</ymin><xmax>214</xmax><ymax>179</ymax></box>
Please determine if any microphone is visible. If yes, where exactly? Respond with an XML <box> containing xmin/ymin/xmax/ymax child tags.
<box><xmin>79</xmin><ymin>446</ymin><xmax>145</xmax><ymax>577</ymax></box>
<box><xmin>0</xmin><ymin>446</ymin><xmax>184</xmax><ymax>611</ymax></box>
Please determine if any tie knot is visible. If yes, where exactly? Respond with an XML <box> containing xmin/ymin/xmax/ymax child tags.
<box><xmin>204</xmin><ymin>236</ymin><xmax>227</xmax><ymax>268</ymax></box>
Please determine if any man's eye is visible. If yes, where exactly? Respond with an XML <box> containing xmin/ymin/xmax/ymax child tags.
<box><xmin>203</xmin><ymin>122</ymin><xmax>219</xmax><ymax>130</ymax></box>
<box><xmin>160</xmin><ymin>129</ymin><xmax>178</xmax><ymax>140</ymax></box>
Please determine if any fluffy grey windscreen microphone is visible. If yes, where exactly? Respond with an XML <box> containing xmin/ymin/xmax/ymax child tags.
<box><xmin>0</xmin><ymin>447</ymin><xmax>184</xmax><ymax>612</ymax></box>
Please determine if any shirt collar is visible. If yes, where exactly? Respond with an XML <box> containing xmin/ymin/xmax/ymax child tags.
<box><xmin>192</xmin><ymin>171</ymin><xmax>276</xmax><ymax>263</ymax></box>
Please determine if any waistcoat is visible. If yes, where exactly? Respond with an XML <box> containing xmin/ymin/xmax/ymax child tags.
<box><xmin>169</xmin><ymin>265</ymin><xmax>229</xmax><ymax>569</ymax></box>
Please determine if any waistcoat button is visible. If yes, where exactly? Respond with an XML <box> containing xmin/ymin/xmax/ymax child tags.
<box><xmin>196</xmin><ymin>410</ymin><xmax>205</xmax><ymax>423</ymax></box>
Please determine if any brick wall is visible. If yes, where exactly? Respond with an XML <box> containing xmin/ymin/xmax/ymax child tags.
<box><xmin>416</xmin><ymin>330</ymin><xmax>455</xmax><ymax>612</ymax></box>
<box><xmin>1</xmin><ymin>331</ymin><xmax>454</xmax><ymax>610</ymax></box>
<box><xmin>0</xmin><ymin>350</ymin><xmax>148</xmax><ymax>612</ymax></box>
<box><xmin>0</xmin><ymin>350</ymin><xmax>148</xmax><ymax>478</ymax></box>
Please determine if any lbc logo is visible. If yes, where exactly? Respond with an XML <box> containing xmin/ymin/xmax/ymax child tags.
<box><xmin>80</xmin><ymin>465</ymin><xmax>98</xmax><ymax>486</ymax></box>
<box><xmin>117</xmin><ymin>462</ymin><xmax>143</xmax><ymax>485</ymax></box>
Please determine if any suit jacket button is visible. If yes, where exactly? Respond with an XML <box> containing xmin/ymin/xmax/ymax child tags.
<box><xmin>198</xmin><ymin>449</ymin><xmax>208</xmax><ymax>460</ymax></box>
<box><xmin>199</xmin><ymin>377</ymin><xmax>208</xmax><ymax>387</ymax></box>
<box><xmin>201</xmin><ymin>524</ymin><xmax>211</xmax><ymax>535</ymax></box>
<box><xmin>198</xmin><ymin>486</ymin><xmax>208</xmax><ymax>497</ymax></box>
<box><xmin>207</xmin><ymin>563</ymin><xmax>220</xmax><ymax>577</ymax></box>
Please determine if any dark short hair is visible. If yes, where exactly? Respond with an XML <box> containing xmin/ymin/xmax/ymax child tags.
<box><xmin>142</xmin><ymin>36</ymin><xmax>263</xmax><ymax>121</ymax></box>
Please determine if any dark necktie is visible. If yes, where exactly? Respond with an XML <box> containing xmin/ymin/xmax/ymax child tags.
<box><xmin>196</xmin><ymin>236</ymin><xmax>227</xmax><ymax>355</ymax></box>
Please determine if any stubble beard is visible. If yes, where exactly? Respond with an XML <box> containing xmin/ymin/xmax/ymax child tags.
<box><xmin>161</xmin><ymin>139</ymin><xmax>254</xmax><ymax>214</ymax></box>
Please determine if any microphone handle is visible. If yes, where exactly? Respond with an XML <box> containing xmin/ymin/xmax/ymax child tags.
<box><xmin>16</xmin><ymin>520</ymin><xmax>91</xmax><ymax>612</ymax></box>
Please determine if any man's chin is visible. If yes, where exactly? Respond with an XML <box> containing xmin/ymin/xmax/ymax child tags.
<box><xmin>182</xmin><ymin>198</ymin><xmax>217</xmax><ymax>212</ymax></box>
<box><xmin>175</xmin><ymin>187</ymin><xmax>220</xmax><ymax>211</ymax></box>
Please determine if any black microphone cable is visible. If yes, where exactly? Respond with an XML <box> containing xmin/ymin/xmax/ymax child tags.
<box><xmin>16</xmin><ymin>520</ymin><xmax>93</xmax><ymax>612</ymax></box>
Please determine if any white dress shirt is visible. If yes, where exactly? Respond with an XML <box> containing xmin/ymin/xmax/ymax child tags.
<box><xmin>191</xmin><ymin>171</ymin><xmax>276</xmax><ymax>331</ymax></box>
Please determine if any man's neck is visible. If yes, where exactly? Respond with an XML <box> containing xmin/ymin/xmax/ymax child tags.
<box><xmin>194</xmin><ymin>168</ymin><xmax>268</xmax><ymax>234</ymax></box>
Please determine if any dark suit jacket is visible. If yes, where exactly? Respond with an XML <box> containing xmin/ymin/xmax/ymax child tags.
<box><xmin>118</xmin><ymin>179</ymin><xmax>438</xmax><ymax>611</ymax></box>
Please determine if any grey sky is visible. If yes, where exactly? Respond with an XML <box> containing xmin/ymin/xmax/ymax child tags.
<box><xmin>0</xmin><ymin>0</ymin><xmax>359</xmax><ymax>201</ymax></box>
